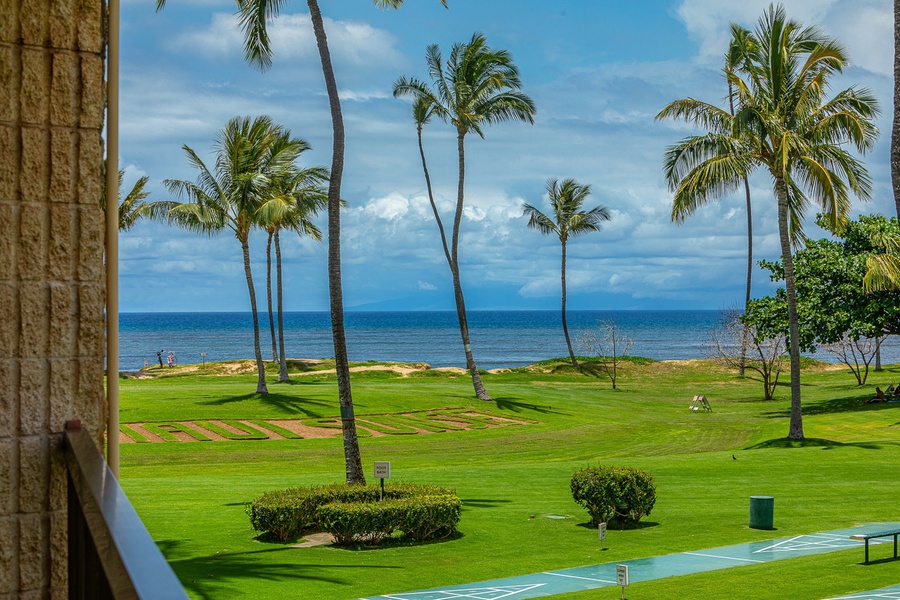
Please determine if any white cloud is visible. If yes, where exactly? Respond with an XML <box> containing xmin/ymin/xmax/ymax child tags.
<box><xmin>418</xmin><ymin>280</ymin><xmax>438</xmax><ymax>291</ymax></box>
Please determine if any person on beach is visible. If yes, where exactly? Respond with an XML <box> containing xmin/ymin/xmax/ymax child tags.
<box><xmin>157</xmin><ymin>350</ymin><xmax>164</xmax><ymax>368</ymax></box>
<box><xmin>167</xmin><ymin>351</ymin><xmax>173</xmax><ymax>368</ymax></box>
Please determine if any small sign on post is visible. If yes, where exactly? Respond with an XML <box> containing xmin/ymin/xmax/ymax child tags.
<box><xmin>598</xmin><ymin>522</ymin><xmax>607</xmax><ymax>550</ymax></box>
<box><xmin>616</xmin><ymin>564</ymin><xmax>629</xmax><ymax>599</ymax></box>
<box><xmin>374</xmin><ymin>461</ymin><xmax>391</xmax><ymax>501</ymax></box>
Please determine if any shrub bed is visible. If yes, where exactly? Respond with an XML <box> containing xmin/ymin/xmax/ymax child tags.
<box><xmin>247</xmin><ymin>482</ymin><xmax>461</xmax><ymax>545</ymax></box>
<box><xmin>571</xmin><ymin>465</ymin><xmax>656</xmax><ymax>528</ymax></box>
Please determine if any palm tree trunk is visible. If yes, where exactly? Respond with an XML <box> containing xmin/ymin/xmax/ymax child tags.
<box><xmin>561</xmin><ymin>240</ymin><xmax>578</xmax><ymax>368</ymax></box>
<box><xmin>740</xmin><ymin>175</ymin><xmax>753</xmax><ymax>377</ymax></box>
<box><xmin>266</xmin><ymin>229</ymin><xmax>278</xmax><ymax>362</ymax></box>
<box><xmin>241</xmin><ymin>238</ymin><xmax>268</xmax><ymax>395</ymax></box>
<box><xmin>453</xmin><ymin>129</ymin><xmax>490</xmax><ymax>400</ymax></box>
<box><xmin>418</xmin><ymin>124</ymin><xmax>452</xmax><ymax>264</ymax></box>
<box><xmin>776</xmin><ymin>178</ymin><xmax>803</xmax><ymax>439</ymax></box>
<box><xmin>275</xmin><ymin>228</ymin><xmax>289</xmax><ymax>382</ymax></box>
<box><xmin>893</xmin><ymin>0</ymin><xmax>900</xmax><ymax>219</ymax></box>
<box><xmin>308</xmin><ymin>0</ymin><xmax>365</xmax><ymax>485</ymax></box>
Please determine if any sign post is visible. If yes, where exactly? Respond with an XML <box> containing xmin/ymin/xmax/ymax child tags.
<box><xmin>374</xmin><ymin>461</ymin><xmax>391</xmax><ymax>501</ymax></box>
<box><xmin>598</xmin><ymin>522</ymin><xmax>607</xmax><ymax>551</ymax></box>
<box><xmin>616</xmin><ymin>564</ymin><xmax>629</xmax><ymax>600</ymax></box>
<box><xmin>200</xmin><ymin>352</ymin><xmax>206</xmax><ymax>368</ymax></box>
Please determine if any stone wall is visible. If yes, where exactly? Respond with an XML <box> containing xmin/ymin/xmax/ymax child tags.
<box><xmin>0</xmin><ymin>0</ymin><xmax>107</xmax><ymax>596</ymax></box>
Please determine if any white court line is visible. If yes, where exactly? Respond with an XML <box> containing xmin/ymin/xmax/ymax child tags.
<box><xmin>685</xmin><ymin>552</ymin><xmax>764</xmax><ymax>564</ymax></box>
<box><xmin>543</xmin><ymin>572</ymin><xmax>617</xmax><ymax>584</ymax></box>
<box><xmin>378</xmin><ymin>583</ymin><xmax>546</xmax><ymax>600</ymax></box>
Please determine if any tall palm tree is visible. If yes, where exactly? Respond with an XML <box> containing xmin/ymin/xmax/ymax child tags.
<box><xmin>149</xmin><ymin>116</ymin><xmax>304</xmax><ymax>395</ymax></box>
<box><xmin>657</xmin><ymin>4</ymin><xmax>879</xmax><ymax>439</ymax></box>
<box><xmin>523</xmin><ymin>178</ymin><xmax>611</xmax><ymax>369</ymax></box>
<box><xmin>256</xmin><ymin>159</ymin><xmax>329</xmax><ymax>382</ymax></box>
<box><xmin>394</xmin><ymin>33</ymin><xmax>536</xmax><ymax>400</ymax></box>
<box><xmin>156</xmin><ymin>0</ymin><xmax>448</xmax><ymax>484</ymax></box>
<box><xmin>724</xmin><ymin>25</ymin><xmax>757</xmax><ymax>377</ymax></box>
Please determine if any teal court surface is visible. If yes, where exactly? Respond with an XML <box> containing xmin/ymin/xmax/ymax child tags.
<box><xmin>361</xmin><ymin>523</ymin><xmax>900</xmax><ymax>600</ymax></box>
<box><xmin>827</xmin><ymin>585</ymin><xmax>900</xmax><ymax>599</ymax></box>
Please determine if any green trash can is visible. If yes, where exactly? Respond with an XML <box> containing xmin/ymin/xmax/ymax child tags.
<box><xmin>749</xmin><ymin>496</ymin><xmax>774</xmax><ymax>529</ymax></box>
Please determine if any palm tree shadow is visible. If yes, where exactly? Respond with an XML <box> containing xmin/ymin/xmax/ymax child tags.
<box><xmin>492</xmin><ymin>397</ymin><xmax>568</xmax><ymax>415</ymax></box>
<box><xmin>198</xmin><ymin>393</ymin><xmax>332</xmax><ymax>416</ymax></box>
<box><xmin>744</xmin><ymin>437</ymin><xmax>894</xmax><ymax>450</ymax></box>
<box><xmin>156</xmin><ymin>539</ymin><xmax>401</xmax><ymax>600</ymax></box>
<box><xmin>761</xmin><ymin>394</ymin><xmax>881</xmax><ymax>417</ymax></box>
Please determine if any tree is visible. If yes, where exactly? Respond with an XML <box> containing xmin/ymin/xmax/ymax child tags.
<box><xmin>100</xmin><ymin>168</ymin><xmax>151</xmax><ymax>231</ymax></box>
<box><xmin>894</xmin><ymin>0</ymin><xmax>900</xmax><ymax>219</ymax></box>
<box><xmin>255</xmin><ymin>154</ymin><xmax>329</xmax><ymax>382</ymax></box>
<box><xmin>709</xmin><ymin>307</ymin><xmax>786</xmax><ymax>400</ymax></box>
<box><xmin>149</xmin><ymin>116</ymin><xmax>303</xmax><ymax>396</ymax></box>
<box><xmin>746</xmin><ymin>215</ymin><xmax>900</xmax><ymax>386</ymax></box>
<box><xmin>578</xmin><ymin>319</ymin><xmax>634</xmax><ymax>390</ymax></box>
<box><xmin>394</xmin><ymin>33</ymin><xmax>536</xmax><ymax>400</ymax></box>
<box><xmin>657</xmin><ymin>4</ymin><xmax>879</xmax><ymax>439</ymax></box>
<box><xmin>523</xmin><ymin>178</ymin><xmax>611</xmax><ymax>368</ymax></box>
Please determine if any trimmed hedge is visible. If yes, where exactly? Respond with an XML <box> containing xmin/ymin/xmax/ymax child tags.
<box><xmin>247</xmin><ymin>482</ymin><xmax>461</xmax><ymax>545</ymax></box>
<box><xmin>571</xmin><ymin>465</ymin><xmax>656</xmax><ymax>528</ymax></box>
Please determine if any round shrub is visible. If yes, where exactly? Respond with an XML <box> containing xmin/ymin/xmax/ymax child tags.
<box><xmin>247</xmin><ymin>482</ymin><xmax>461</xmax><ymax>545</ymax></box>
<box><xmin>570</xmin><ymin>465</ymin><xmax>656</xmax><ymax>528</ymax></box>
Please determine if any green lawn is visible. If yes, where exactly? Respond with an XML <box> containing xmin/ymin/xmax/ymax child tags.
<box><xmin>120</xmin><ymin>358</ymin><xmax>900</xmax><ymax>599</ymax></box>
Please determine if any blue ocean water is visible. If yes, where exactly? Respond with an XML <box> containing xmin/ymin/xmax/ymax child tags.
<box><xmin>118</xmin><ymin>310</ymin><xmax>900</xmax><ymax>372</ymax></box>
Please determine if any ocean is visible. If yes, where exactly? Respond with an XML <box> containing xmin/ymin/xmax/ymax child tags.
<box><xmin>118</xmin><ymin>310</ymin><xmax>900</xmax><ymax>372</ymax></box>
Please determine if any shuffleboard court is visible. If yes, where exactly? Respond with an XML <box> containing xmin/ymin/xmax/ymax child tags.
<box><xmin>361</xmin><ymin>523</ymin><xmax>900</xmax><ymax>600</ymax></box>
<box><xmin>826</xmin><ymin>585</ymin><xmax>900</xmax><ymax>599</ymax></box>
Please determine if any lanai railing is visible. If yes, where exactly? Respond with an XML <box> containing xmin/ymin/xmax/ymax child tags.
<box><xmin>64</xmin><ymin>420</ymin><xmax>188</xmax><ymax>599</ymax></box>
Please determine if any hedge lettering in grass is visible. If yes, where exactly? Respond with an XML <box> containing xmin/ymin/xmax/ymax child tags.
<box><xmin>571</xmin><ymin>465</ymin><xmax>656</xmax><ymax>528</ymax></box>
<box><xmin>247</xmin><ymin>482</ymin><xmax>461</xmax><ymax>546</ymax></box>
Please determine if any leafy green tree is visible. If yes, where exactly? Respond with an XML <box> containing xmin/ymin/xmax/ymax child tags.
<box><xmin>394</xmin><ymin>33</ymin><xmax>536</xmax><ymax>400</ymax></box>
<box><xmin>746</xmin><ymin>216</ymin><xmax>900</xmax><ymax>385</ymax></box>
<box><xmin>657</xmin><ymin>4</ymin><xmax>879</xmax><ymax>439</ymax></box>
<box><xmin>149</xmin><ymin>116</ymin><xmax>303</xmax><ymax>396</ymax></box>
<box><xmin>523</xmin><ymin>178</ymin><xmax>611</xmax><ymax>368</ymax></box>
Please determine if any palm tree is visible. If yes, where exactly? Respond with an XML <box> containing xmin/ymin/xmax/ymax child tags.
<box><xmin>256</xmin><ymin>159</ymin><xmax>329</xmax><ymax>383</ymax></box>
<box><xmin>156</xmin><ymin>0</ymin><xmax>448</xmax><ymax>484</ymax></box>
<box><xmin>894</xmin><ymin>0</ymin><xmax>900</xmax><ymax>219</ymax></box>
<box><xmin>724</xmin><ymin>25</ymin><xmax>757</xmax><ymax>377</ymax></box>
<box><xmin>523</xmin><ymin>178</ymin><xmax>611</xmax><ymax>369</ymax></box>
<box><xmin>394</xmin><ymin>33</ymin><xmax>536</xmax><ymax>400</ymax></box>
<box><xmin>657</xmin><ymin>4</ymin><xmax>879</xmax><ymax>439</ymax></box>
<box><xmin>149</xmin><ymin>116</ymin><xmax>305</xmax><ymax>396</ymax></box>
<box><xmin>100</xmin><ymin>168</ymin><xmax>151</xmax><ymax>231</ymax></box>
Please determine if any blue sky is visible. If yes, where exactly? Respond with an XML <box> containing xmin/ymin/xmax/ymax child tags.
<box><xmin>118</xmin><ymin>0</ymin><xmax>893</xmax><ymax>312</ymax></box>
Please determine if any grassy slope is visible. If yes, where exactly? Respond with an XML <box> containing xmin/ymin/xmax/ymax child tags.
<box><xmin>120</xmin><ymin>359</ymin><xmax>900</xmax><ymax>599</ymax></box>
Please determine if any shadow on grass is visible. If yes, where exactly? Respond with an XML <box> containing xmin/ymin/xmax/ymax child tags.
<box><xmin>493</xmin><ymin>398</ymin><xmax>568</xmax><ymax>415</ymax></box>
<box><xmin>157</xmin><ymin>539</ymin><xmax>400</xmax><ymax>600</ymax></box>
<box><xmin>760</xmin><ymin>395</ymin><xmax>883</xmax><ymax>417</ymax></box>
<box><xmin>575</xmin><ymin>520</ymin><xmax>659</xmax><ymax>531</ymax></box>
<box><xmin>460</xmin><ymin>498</ymin><xmax>513</xmax><ymax>510</ymax></box>
<box><xmin>744</xmin><ymin>437</ymin><xmax>892</xmax><ymax>450</ymax></box>
<box><xmin>198</xmin><ymin>393</ymin><xmax>333</xmax><ymax>416</ymax></box>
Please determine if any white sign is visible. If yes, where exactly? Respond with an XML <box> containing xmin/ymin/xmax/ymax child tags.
<box><xmin>374</xmin><ymin>461</ymin><xmax>391</xmax><ymax>479</ymax></box>
<box><xmin>616</xmin><ymin>564</ymin><xmax>629</xmax><ymax>587</ymax></box>
<box><xmin>598</xmin><ymin>522</ymin><xmax>607</xmax><ymax>542</ymax></box>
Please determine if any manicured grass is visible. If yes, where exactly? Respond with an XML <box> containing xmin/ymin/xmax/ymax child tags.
<box><xmin>119</xmin><ymin>358</ymin><xmax>900</xmax><ymax>599</ymax></box>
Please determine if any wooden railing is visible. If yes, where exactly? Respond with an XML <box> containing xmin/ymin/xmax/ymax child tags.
<box><xmin>64</xmin><ymin>421</ymin><xmax>188</xmax><ymax>599</ymax></box>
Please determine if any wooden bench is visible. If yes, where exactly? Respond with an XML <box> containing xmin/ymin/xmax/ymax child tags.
<box><xmin>850</xmin><ymin>529</ymin><xmax>900</xmax><ymax>563</ymax></box>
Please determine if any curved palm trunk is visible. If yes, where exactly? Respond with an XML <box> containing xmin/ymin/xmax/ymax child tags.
<box><xmin>417</xmin><ymin>124</ymin><xmax>452</xmax><ymax>264</ymax></box>
<box><xmin>893</xmin><ymin>0</ymin><xmax>900</xmax><ymax>219</ymax></box>
<box><xmin>308</xmin><ymin>0</ymin><xmax>365</xmax><ymax>485</ymax></box>
<box><xmin>266</xmin><ymin>229</ymin><xmax>278</xmax><ymax>361</ymax></box>
<box><xmin>560</xmin><ymin>240</ymin><xmax>578</xmax><ymax>368</ymax></box>
<box><xmin>241</xmin><ymin>238</ymin><xmax>268</xmax><ymax>395</ymax></box>
<box><xmin>275</xmin><ymin>228</ymin><xmax>289</xmax><ymax>382</ymax></box>
<box><xmin>775</xmin><ymin>178</ymin><xmax>803</xmax><ymax>439</ymax></box>
<box><xmin>453</xmin><ymin>130</ymin><xmax>490</xmax><ymax>400</ymax></box>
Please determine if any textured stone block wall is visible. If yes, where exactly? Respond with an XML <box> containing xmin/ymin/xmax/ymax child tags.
<box><xmin>1</xmin><ymin>0</ymin><xmax>107</xmax><ymax>597</ymax></box>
